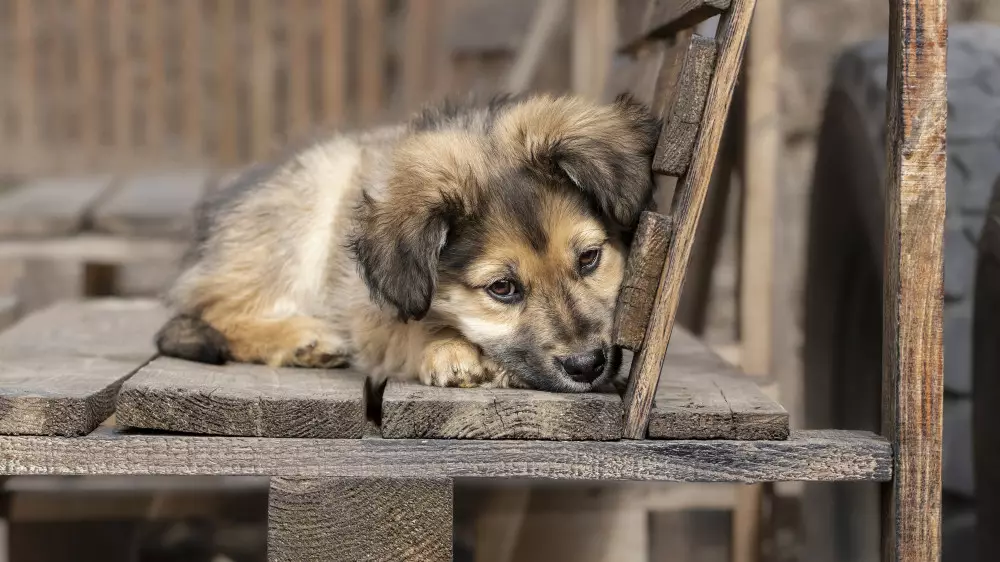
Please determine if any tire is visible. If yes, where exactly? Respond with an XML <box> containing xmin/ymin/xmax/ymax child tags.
<box><xmin>974</xmin><ymin>179</ymin><xmax>1000</xmax><ymax>559</ymax></box>
<box><xmin>803</xmin><ymin>23</ymin><xmax>1000</xmax><ymax>562</ymax></box>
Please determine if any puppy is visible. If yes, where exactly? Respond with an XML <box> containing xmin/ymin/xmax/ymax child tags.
<box><xmin>156</xmin><ymin>93</ymin><xmax>660</xmax><ymax>392</ymax></box>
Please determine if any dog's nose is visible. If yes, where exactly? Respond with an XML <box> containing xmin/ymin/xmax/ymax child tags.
<box><xmin>557</xmin><ymin>349</ymin><xmax>607</xmax><ymax>382</ymax></box>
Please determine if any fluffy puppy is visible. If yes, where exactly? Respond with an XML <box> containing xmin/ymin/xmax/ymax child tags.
<box><xmin>156</xmin><ymin>93</ymin><xmax>660</xmax><ymax>392</ymax></box>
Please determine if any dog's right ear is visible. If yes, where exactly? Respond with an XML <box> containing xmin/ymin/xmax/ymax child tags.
<box><xmin>348</xmin><ymin>132</ymin><xmax>485</xmax><ymax>322</ymax></box>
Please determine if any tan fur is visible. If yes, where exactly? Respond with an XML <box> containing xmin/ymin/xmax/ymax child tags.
<box><xmin>159</xmin><ymin>93</ymin><xmax>658</xmax><ymax>391</ymax></box>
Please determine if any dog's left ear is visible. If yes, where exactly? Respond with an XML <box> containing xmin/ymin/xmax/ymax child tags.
<box><xmin>348</xmin><ymin>132</ymin><xmax>482</xmax><ymax>322</ymax></box>
<box><xmin>494</xmin><ymin>94</ymin><xmax>661</xmax><ymax>230</ymax></box>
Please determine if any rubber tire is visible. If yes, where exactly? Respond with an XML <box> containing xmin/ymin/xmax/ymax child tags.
<box><xmin>974</xmin><ymin>179</ymin><xmax>1000</xmax><ymax>560</ymax></box>
<box><xmin>803</xmin><ymin>23</ymin><xmax>1000</xmax><ymax>562</ymax></box>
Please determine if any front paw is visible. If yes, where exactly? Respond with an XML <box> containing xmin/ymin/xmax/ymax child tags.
<box><xmin>419</xmin><ymin>338</ymin><xmax>503</xmax><ymax>388</ymax></box>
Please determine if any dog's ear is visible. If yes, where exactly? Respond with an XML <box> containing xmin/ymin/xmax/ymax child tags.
<box><xmin>349</xmin><ymin>132</ymin><xmax>483</xmax><ymax>321</ymax></box>
<box><xmin>493</xmin><ymin>94</ymin><xmax>660</xmax><ymax>230</ymax></box>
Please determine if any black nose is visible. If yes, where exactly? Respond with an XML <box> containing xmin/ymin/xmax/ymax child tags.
<box><xmin>557</xmin><ymin>349</ymin><xmax>607</xmax><ymax>382</ymax></box>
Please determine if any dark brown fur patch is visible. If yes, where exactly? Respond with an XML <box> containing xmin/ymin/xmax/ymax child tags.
<box><xmin>155</xmin><ymin>314</ymin><xmax>231</xmax><ymax>365</ymax></box>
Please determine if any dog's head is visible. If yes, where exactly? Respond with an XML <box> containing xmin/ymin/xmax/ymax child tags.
<box><xmin>350</xmin><ymin>94</ymin><xmax>659</xmax><ymax>392</ymax></box>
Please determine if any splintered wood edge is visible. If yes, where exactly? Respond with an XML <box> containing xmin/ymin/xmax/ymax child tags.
<box><xmin>653</xmin><ymin>34</ymin><xmax>718</xmax><ymax>176</ymax></box>
<box><xmin>380</xmin><ymin>382</ymin><xmax>623</xmax><ymax>441</ymax></box>
<box><xmin>614</xmin><ymin>211</ymin><xmax>673</xmax><ymax>350</ymax></box>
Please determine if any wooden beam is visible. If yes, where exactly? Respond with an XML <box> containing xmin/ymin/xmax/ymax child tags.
<box><xmin>268</xmin><ymin>477</ymin><xmax>453</xmax><ymax>562</ymax></box>
<box><xmin>881</xmin><ymin>0</ymin><xmax>947</xmax><ymax>561</ymax></box>
<box><xmin>0</xmin><ymin>176</ymin><xmax>113</xmax><ymax>238</ymax></box>
<box><xmin>90</xmin><ymin>171</ymin><xmax>210</xmax><ymax>239</ymax></box>
<box><xmin>0</xmin><ymin>430</ymin><xmax>891</xmax><ymax>482</ymax></box>
<box><xmin>622</xmin><ymin>0</ymin><xmax>757</xmax><ymax>439</ymax></box>
<box><xmin>646</xmin><ymin>0</ymin><xmax>731</xmax><ymax>39</ymax></box>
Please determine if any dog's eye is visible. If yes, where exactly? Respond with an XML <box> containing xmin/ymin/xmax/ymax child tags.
<box><xmin>579</xmin><ymin>248</ymin><xmax>601</xmax><ymax>273</ymax></box>
<box><xmin>486</xmin><ymin>279</ymin><xmax>520</xmax><ymax>303</ymax></box>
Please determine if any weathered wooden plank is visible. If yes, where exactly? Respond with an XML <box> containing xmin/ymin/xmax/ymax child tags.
<box><xmin>0</xmin><ymin>300</ymin><xmax>168</xmax><ymax>436</ymax></box>
<box><xmin>881</xmin><ymin>0</ymin><xmax>947</xmax><ymax>561</ymax></box>
<box><xmin>646</xmin><ymin>0</ymin><xmax>731</xmax><ymax>38</ymax></box>
<box><xmin>622</xmin><ymin>0</ymin><xmax>757</xmax><ymax>440</ymax></box>
<box><xmin>614</xmin><ymin>211</ymin><xmax>672</xmax><ymax>350</ymax></box>
<box><xmin>653</xmin><ymin>33</ymin><xmax>717</xmax><ymax>176</ymax></box>
<box><xmin>268</xmin><ymin>477</ymin><xmax>453</xmax><ymax>562</ymax></box>
<box><xmin>0</xmin><ymin>430</ymin><xmax>891</xmax><ymax>482</ymax></box>
<box><xmin>116</xmin><ymin>357</ymin><xmax>366</xmax><ymax>438</ymax></box>
<box><xmin>648</xmin><ymin>330</ymin><xmax>788</xmax><ymax>440</ymax></box>
<box><xmin>380</xmin><ymin>383</ymin><xmax>622</xmax><ymax>440</ymax></box>
<box><xmin>91</xmin><ymin>171</ymin><xmax>210</xmax><ymax>238</ymax></box>
<box><xmin>0</xmin><ymin>176</ymin><xmax>112</xmax><ymax>238</ymax></box>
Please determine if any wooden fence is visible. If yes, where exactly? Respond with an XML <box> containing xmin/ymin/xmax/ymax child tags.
<box><xmin>0</xmin><ymin>0</ymin><xmax>459</xmax><ymax>176</ymax></box>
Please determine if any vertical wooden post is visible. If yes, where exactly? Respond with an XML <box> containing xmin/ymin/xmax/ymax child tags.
<box><xmin>881</xmin><ymin>0</ymin><xmax>947</xmax><ymax>561</ymax></box>
<box><xmin>268</xmin><ymin>476</ymin><xmax>453</xmax><ymax>562</ymax></box>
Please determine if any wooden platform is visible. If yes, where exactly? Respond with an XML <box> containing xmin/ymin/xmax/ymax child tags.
<box><xmin>0</xmin><ymin>299</ymin><xmax>890</xmax><ymax>486</ymax></box>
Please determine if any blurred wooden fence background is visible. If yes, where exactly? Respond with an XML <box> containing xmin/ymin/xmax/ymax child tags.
<box><xmin>0</xmin><ymin>0</ymin><xmax>563</xmax><ymax>176</ymax></box>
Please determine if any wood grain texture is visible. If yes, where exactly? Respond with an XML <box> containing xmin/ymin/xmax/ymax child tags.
<box><xmin>613</xmin><ymin>211</ymin><xmax>672</xmax><ymax>350</ymax></box>
<box><xmin>116</xmin><ymin>357</ymin><xmax>366</xmax><ymax>438</ymax></box>
<box><xmin>653</xmin><ymin>33</ymin><xmax>718</xmax><ymax>176</ymax></box>
<box><xmin>91</xmin><ymin>171</ymin><xmax>210</xmax><ymax>238</ymax></box>
<box><xmin>0</xmin><ymin>300</ymin><xmax>167</xmax><ymax>436</ymax></box>
<box><xmin>0</xmin><ymin>176</ymin><xmax>112</xmax><ymax>237</ymax></box>
<box><xmin>622</xmin><ymin>0</ymin><xmax>757</xmax><ymax>440</ymax></box>
<box><xmin>646</xmin><ymin>0</ymin><xmax>731</xmax><ymax>38</ymax></box>
<box><xmin>380</xmin><ymin>382</ymin><xmax>622</xmax><ymax>440</ymax></box>
<box><xmin>648</xmin><ymin>330</ymin><xmax>788</xmax><ymax>440</ymax></box>
<box><xmin>881</xmin><ymin>0</ymin><xmax>947</xmax><ymax>561</ymax></box>
<box><xmin>0</xmin><ymin>430</ymin><xmax>891</xmax><ymax>482</ymax></box>
<box><xmin>268</xmin><ymin>477</ymin><xmax>452</xmax><ymax>562</ymax></box>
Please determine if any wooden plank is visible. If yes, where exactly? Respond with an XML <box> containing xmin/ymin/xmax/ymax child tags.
<box><xmin>13</xmin><ymin>0</ymin><xmax>38</xmax><ymax>167</ymax></box>
<box><xmin>109</xmin><ymin>0</ymin><xmax>132</xmax><ymax>162</ymax></box>
<box><xmin>0</xmin><ymin>430</ymin><xmax>890</xmax><ymax>482</ymax></box>
<box><xmin>0</xmin><ymin>236</ymin><xmax>185</xmax><ymax>263</ymax></box>
<box><xmin>0</xmin><ymin>300</ymin><xmax>168</xmax><ymax>436</ymax></box>
<box><xmin>358</xmin><ymin>0</ymin><xmax>386</xmax><ymax>122</ymax></box>
<box><xmin>116</xmin><ymin>357</ymin><xmax>367</xmax><ymax>438</ymax></box>
<box><xmin>380</xmin><ymin>383</ymin><xmax>622</xmax><ymax>440</ymax></box>
<box><xmin>320</xmin><ymin>0</ymin><xmax>347</xmax><ymax>125</ymax></box>
<box><xmin>286</xmin><ymin>0</ymin><xmax>310</xmax><ymax>138</ymax></box>
<box><xmin>572</xmin><ymin>0</ymin><xmax>616</xmax><ymax>100</ymax></box>
<box><xmin>250</xmin><ymin>0</ymin><xmax>275</xmax><ymax>158</ymax></box>
<box><xmin>652</xmin><ymin>33</ymin><xmax>717</xmax><ymax>176</ymax></box>
<box><xmin>648</xmin><ymin>331</ymin><xmax>788</xmax><ymax>440</ymax></box>
<box><xmin>269</xmin><ymin>476</ymin><xmax>452</xmax><ymax>562</ymax></box>
<box><xmin>215</xmin><ymin>0</ymin><xmax>238</xmax><ymax>164</ymax></box>
<box><xmin>180</xmin><ymin>0</ymin><xmax>204</xmax><ymax>157</ymax></box>
<box><xmin>646</xmin><ymin>0</ymin><xmax>731</xmax><ymax>39</ymax></box>
<box><xmin>142</xmin><ymin>0</ymin><xmax>165</xmax><ymax>152</ymax></box>
<box><xmin>0</xmin><ymin>176</ymin><xmax>113</xmax><ymax>238</ymax></box>
<box><xmin>613</xmin><ymin>211</ymin><xmax>672</xmax><ymax>350</ymax></box>
<box><xmin>881</xmin><ymin>0</ymin><xmax>947</xmax><ymax>561</ymax></box>
<box><xmin>402</xmin><ymin>0</ymin><xmax>433</xmax><ymax>111</ymax></box>
<box><xmin>622</xmin><ymin>0</ymin><xmax>757</xmax><ymax>439</ymax></box>
<box><xmin>91</xmin><ymin>171</ymin><xmax>209</xmax><ymax>238</ymax></box>
<box><xmin>76</xmin><ymin>0</ymin><xmax>100</xmax><ymax>165</ymax></box>
<box><xmin>0</xmin><ymin>296</ymin><xmax>18</xmax><ymax>331</ymax></box>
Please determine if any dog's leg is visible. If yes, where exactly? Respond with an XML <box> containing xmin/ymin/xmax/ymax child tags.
<box><xmin>203</xmin><ymin>309</ymin><xmax>351</xmax><ymax>369</ymax></box>
<box><xmin>418</xmin><ymin>329</ymin><xmax>506</xmax><ymax>388</ymax></box>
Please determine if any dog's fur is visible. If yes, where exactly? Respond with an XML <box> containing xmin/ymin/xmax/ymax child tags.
<box><xmin>156</xmin><ymin>93</ymin><xmax>660</xmax><ymax>392</ymax></box>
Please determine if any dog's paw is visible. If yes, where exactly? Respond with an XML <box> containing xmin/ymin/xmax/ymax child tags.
<box><xmin>291</xmin><ymin>337</ymin><xmax>351</xmax><ymax>369</ymax></box>
<box><xmin>419</xmin><ymin>337</ymin><xmax>502</xmax><ymax>388</ymax></box>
